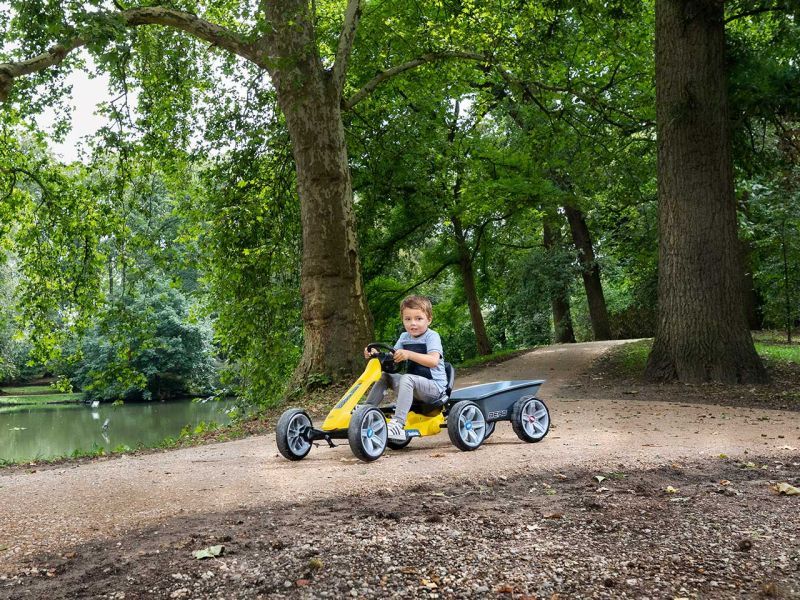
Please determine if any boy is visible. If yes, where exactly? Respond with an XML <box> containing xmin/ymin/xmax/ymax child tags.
<box><xmin>364</xmin><ymin>295</ymin><xmax>448</xmax><ymax>442</ymax></box>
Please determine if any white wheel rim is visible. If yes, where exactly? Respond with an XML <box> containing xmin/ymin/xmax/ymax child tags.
<box><xmin>458</xmin><ymin>404</ymin><xmax>486</xmax><ymax>447</ymax></box>
<box><xmin>360</xmin><ymin>410</ymin><xmax>387</xmax><ymax>457</ymax></box>
<box><xmin>287</xmin><ymin>413</ymin><xmax>312</xmax><ymax>455</ymax></box>
<box><xmin>521</xmin><ymin>397</ymin><xmax>548</xmax><ymax>439</ymax></box>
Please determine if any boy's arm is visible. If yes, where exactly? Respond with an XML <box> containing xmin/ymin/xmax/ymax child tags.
<box><xmin>393</xmin><ymin>349</ymin><xmax>440</xmax><ymax>367</ymax></box>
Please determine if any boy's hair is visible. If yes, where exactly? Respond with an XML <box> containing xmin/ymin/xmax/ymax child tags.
<box><xmin>400</xmin><ymin>295</ymin><xmax>433</xmax><ymax>319</ymax></box>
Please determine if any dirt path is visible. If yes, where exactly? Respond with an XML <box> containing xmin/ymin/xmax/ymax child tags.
<box><xmin>1</xmin><ymin>340</ymin><xmax>798</xmax><ymax>574</ymax></box>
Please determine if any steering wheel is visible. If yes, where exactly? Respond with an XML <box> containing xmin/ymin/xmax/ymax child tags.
<box><xmin>366</xmin><ymin>342</ymin><xmax>403</xmax><ymax>374</ymax></box>
<box><xmin>366</xmin><ymin>342</ymin><xmax>395</xmax><ymax>355</ymax></box>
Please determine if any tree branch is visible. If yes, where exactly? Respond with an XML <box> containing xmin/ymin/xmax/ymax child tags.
<box><xmin>399</xmin><ymin>259</ymin><xmax>459</xmax><ymax>295</ymax></box>
<box><xmin>332</xmin><ymin>0</ymin><xmax>362</xmax><ymax>96</ymax></box>
<box><xmin>724</xmin><ymin>5</ymin><xmax>787</xmax><ymax>23</ymax></box>
<box><xmin>0</xmin><ymin>7</ymin><xmax>257</xmax><ymax>102</ymax></box>
<box><xmin>343</xmin><ymin>51</ymin><xmax>489</xmax><ymax>111</ymax></box>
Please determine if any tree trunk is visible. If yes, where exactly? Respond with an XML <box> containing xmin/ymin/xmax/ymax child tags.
<box><xmin>542</xmin><ymin>215</ymin><xmax>576</xmax><ymax>343</ymax></box>
<box><xmin>452</xmin><ymin>214</ymin><xmax>492</xmax><ymax>356</ymax></box>
<box><xmin>645</xmin><ymin>0</ymin><xmax>767</xmax><ymax>383</ymax></box>
<box><xmin>268</xmin><ymin>0</ymin><xmax>373</xmax><ymax>381</ymax></box>
<box><xmin>564</xmin><ymin>204</ymin><xmax>612</xmax><ymax>341</ymax></box>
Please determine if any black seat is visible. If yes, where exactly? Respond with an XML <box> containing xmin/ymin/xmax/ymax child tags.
<box><xmin>409</xmin><ymin>362</ymin><xmax>455</xmax><ymax>414</ymax></box>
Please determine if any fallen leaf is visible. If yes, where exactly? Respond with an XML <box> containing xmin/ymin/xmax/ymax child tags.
<box><xmin>429</xmin><ymin>453</ymin><xmax>445</xmax><ymax>458</ymax></box>
<box><xmin>718</xmin><ymin>453</ymin><xmax>728</xmax><ymax>459</ymax></box>
<box><xmin>400</xmin><ymin>567</ymin><xmax>418</xmax><ymax>574</ymax></box>
<box><xmin>596</xmin><ymin>486</ymin><xmax>610</xmax><ymax>493</ymax></box>
<box><xmin>594</xmin><ymin>475</ymin><xmax>606</xmax><ymax>483</ymax></box>
<box><xmin>308</xmin><ymin>558</ymin><xmax>323</xmax><ymax>570</ymax></box>
<box><xmin>719</xmin><ymin>480</ymin><xmax>731</xmax><ymax>486</ymax></box>
<box><xmin>544</xmin><ymin>512</ymin><xmax>564</xmax><ymax>519</ymax></box>
<box><xmin>496</xmin><ymin>584</ymin><xmax>515</xmax><ymax>593</ymax></box>
<box><xmin>555</xmin><ymin>473</ymin><xmax>567</xmax><ymax>480</ymax></box>
<box><xmin>773</xmin><ymin>482</ymin><xmax>800</xmax><ymax>496</ymax></box>
<box><xmin>296</xmin><ymin>579</ymin><xmax>311</xmax><ymax>587</ymax></box>
<box><xmin>192</xmin><ymin>545</ymin><xmax>224</xmax><ymax>560</ymax></box>
<box><xmin>665</xmin><ymin>486</ymin><xmax>678</xmax><ymax>494</ymax></box>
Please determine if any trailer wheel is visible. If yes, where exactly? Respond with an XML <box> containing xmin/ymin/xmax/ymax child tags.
<box><xmin>348</xmin><ymin>405</ymin><xmax>388</xmax><ymax>462</ymax></box>
<box><xmin>484</xmin><ymin>421</ymin><xmax>496</xmax><ymax>440</ymax></box>
<box><xmin>511</xmin><ymin>396</ymin><xmax>550</xmax><ymax>443</ymax></box>
<box><xmin>276</xmin><ymin>408</ymin><xmax>313</xmax><ymax>460</ymax></box>
<box><xmin>447</xmin><ymin>400</ymin><xmax>487</xmax><ymax>451</ymax></box>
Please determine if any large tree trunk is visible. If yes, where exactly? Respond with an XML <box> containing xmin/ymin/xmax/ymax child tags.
<box><xmin>564</xmin><ymin>204</ymin><xmax>612</xmax><ymax>340</ymax></box>
<box><xmin>452</xmin><ymin>214</ymin><xmax>492</xmax><ymax>356</ymax></box>
<box><xmin>269</xmin><ymin>0</ymin><xmax>373</xmax><ymax>381</ymax></box>
<box><xmin>542</xmin><ymin>215</ymin><xmax>576</xmax><ymax>343</ymax></box>
<box><xmin>645</xmin><ymin>0</ymin><xmax>767</xmax><ymax>383</ymax></box>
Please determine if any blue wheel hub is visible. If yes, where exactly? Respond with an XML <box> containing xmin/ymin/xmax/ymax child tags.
<box><xmin>367</xmin><ymin>428</ymin><xmax>373</xmax><ymax>438</ymax></box>
<box><xmin>465</xmin><ymin>422</ymin><xmax>473</xmax><ymax>431</ymax></box>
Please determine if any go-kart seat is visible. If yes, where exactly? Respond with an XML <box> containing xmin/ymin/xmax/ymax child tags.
<box><xmin>409</xmin><ymin>362</ymin><xmax>455</xmax><ymax>414</ymax></box>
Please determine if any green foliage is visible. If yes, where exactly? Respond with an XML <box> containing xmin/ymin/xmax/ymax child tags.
<box><xmin>69</xmin><ymin>283</ymin><xmax>216</xmax><ymax>402</ymax></box>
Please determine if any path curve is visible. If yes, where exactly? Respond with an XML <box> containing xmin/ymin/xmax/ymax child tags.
<box><xmin>1</xmin><ymin>340</ymin><xmax>797</xmax><ymax>571</ymax></box>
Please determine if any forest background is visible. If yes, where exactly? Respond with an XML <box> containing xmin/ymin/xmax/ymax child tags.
<box><xmin>0</xmin><ymin>0</ymin><xmax>798</xmax><ymax>408</ymax></box>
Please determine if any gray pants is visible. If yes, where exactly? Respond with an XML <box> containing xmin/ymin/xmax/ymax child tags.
<box><xmin>365</xmin><ymin>373</ymin><xmax>444</xmax><ymax>425</ymax></box>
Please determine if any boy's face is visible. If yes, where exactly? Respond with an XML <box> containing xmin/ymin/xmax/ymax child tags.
<box><xmin>402</xmin><ymin>307</ymin><xmax>432</xmax><ymax>337</ymax></box>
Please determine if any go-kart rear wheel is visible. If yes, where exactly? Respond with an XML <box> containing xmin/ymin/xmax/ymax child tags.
<box><xmin>447</xmin><ymin>400</ymin><xmax>486</xmax><ymax>451</ymax></box>
<box><xmin>348</xmin><ymin>405</ymin><xmax>388</xmax><ymax>462</ymax></box>
<box><xmin>276</xmin><ymin>408</ymin><xmax>313</xmax><ymax>460</ymax></box>
<box><xmin>511</xmin><ymin>396</ymin><xmax>550</xmax><ymax>443</ymax></box>
<box><xmin>484</xmin><ymin>421</ymin><xmax>496</xmax><ymax>440</ymax></box>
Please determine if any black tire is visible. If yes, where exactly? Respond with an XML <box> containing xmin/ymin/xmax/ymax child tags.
<box><xmin>387</xmin><ymin>438</ymin><xmax>412</xmax><ymax>450</ymax></box>
<box><xmin>511</xmin><ymin>396</ymin><xmax>550</xmax><ymax>443</ymax></box>
<box><xmin>276</xmin><ymin>408</ymin><xmax>313</xmax><ymax>460</ymax></box>
<box><xmin>484</xmin><ymin>421</ymin><xmax>496</xmax><ymax>441</ymax></box>
<box><xmin>447</xmin><ymin>400</ymin><xmax>487</xmax><ymax>451</ymax></box>
<box><xmin>348</xmin><ymin>405</ymin><xmax>388</xmax><ymax>462</ymax></box>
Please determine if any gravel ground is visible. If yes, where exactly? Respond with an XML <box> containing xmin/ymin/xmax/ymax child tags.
<box><xmin>2</xmin><ymin>340</ymin><xmax>799</xmax><ymax>599</ymax></box>
<box><xmin>2</xmin><ymin>456</ymin><xmax>798</xmax><ymax>599</ymax></box>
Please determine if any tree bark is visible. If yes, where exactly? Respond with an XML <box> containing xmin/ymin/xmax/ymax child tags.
<box><xmin>645</xmin><ymin>0</ymin><xmax>767</xmax><ymax>383</ymax></box>
<box><xmin>542</xmin><ymin>214</ymin><xmax>576</xmax><ymax>343</ymax></box>
<box><xmin>266</xmin><ymin>0</ymin><xmax>373</xmax><ymax>380</ymax></box>
<box><xmin>564</xmin><ymin>204</ymin><xmax>612</xmax><ymax>341</ymax></box>
<box><xmin>452</xmin><ymin>214</ymin><xmax>492</xmax><ymax>356</ymax></box>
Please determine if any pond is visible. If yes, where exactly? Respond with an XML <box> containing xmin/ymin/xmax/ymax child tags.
<box><xmin>0</xmin><ymin>398</ymin><xmax>237</xmax><ymax>462</ymax></box>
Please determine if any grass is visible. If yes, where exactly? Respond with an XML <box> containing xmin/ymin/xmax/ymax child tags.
<box><xmin>0</xmin><ymin>385</ymin><xmax>57</xmax><ymax>395</ymax></box>
<box><xmin>602</xmin><ymin>339</ymin><xmax>652</xmax><ymax>378</ymax></box>
<box><xmin>0</xmin><ymin>392</ymin><xmax>83</xmax><ymax>406</ymax></box>
<box><xmin>456</xmin><ymin>347</ymin><xmax>537</xmax><ymax>369</ymax></box>
<box><xmin>755</xmin><ymin>342</ymin><xmax>800</xmax><ymax>364</ymax></box>
<box><xmin>603</xmin><ymin>333</ymin><xmax>800</xmax><ymax>379</ymax></box>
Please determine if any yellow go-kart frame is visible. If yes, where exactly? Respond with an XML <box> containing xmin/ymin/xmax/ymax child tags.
<box><xmin>276</xmin><ymin>342</ymin><xmax>550</xmax><ymax>462</ymax></box>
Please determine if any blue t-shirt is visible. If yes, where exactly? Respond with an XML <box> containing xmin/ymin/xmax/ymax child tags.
<box><xmin>394</xmin><ymin>328</ymin><xmax>447</xmax><ymax>392</ymax></box>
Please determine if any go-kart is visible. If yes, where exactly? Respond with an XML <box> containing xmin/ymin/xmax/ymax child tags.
<box><xmin>276</xmin><ymin>342</ymin><xmax>550</xmax><ymax>462</ymax></box>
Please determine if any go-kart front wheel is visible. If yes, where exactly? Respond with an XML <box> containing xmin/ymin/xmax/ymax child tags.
<box><xmin>447</xmin><ymin>400</ymin><xmax>487</xmax><ymax>451</ymax></box>
<box><xmin>276</xmin><ymin>408</ymin><xmax>313</xmax><ymax>460</ymax></box>
<box><xmin>511</xmin><ymin>396</ymin><xmax>550</xmax><ymax>443</ymax></box>
<box><xmin>348</xmin><ymin>405</ymin><xmax>388</xmax><ymax>462</ymax></box>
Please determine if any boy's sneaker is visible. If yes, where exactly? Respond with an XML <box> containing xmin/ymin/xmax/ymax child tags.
<box><xmin>387</xmin><ymin>418</ymin><xmax>406</xmax><ymax>442</ymax></box>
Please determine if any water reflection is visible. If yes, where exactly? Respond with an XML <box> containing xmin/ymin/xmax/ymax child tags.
<box><xmin>0</xmin><ymin>399</ymin><xmax>236</xmax><ymax>462</ymax></box>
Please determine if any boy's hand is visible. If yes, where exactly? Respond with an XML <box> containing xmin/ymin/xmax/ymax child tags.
<box><xmin>393</xmin><ymin>349</ymin><xmax>409</xmax><ymax>362</ymax></box>
<box><xmin>364</xmin><ymin>347</ymin><xmax>379</xmax><ymax>359</ymax></box>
